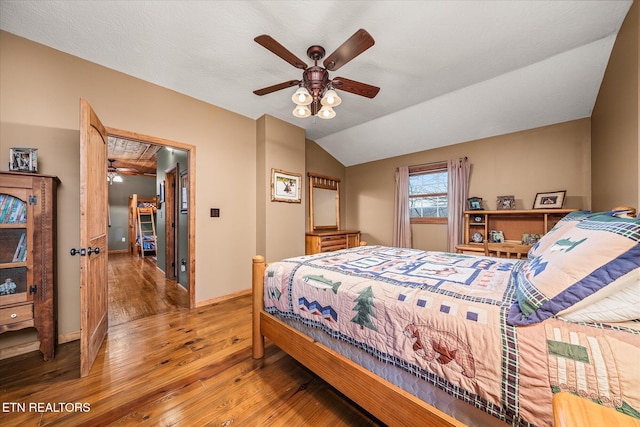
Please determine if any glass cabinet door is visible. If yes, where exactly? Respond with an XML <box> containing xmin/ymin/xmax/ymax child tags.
<box><xmin>0</xmin><ymin>189</ymin><xmax>33</xmax><ymax>306</ymax></box>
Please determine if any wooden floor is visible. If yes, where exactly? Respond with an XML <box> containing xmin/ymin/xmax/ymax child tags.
<box><xmin>0</xmin><ymin>253</ymin><xmax>381</xmax><ymax>426</ymax></box>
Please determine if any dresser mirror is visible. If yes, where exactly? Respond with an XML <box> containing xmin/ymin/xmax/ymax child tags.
<box><xmin>308</xmin><ymin>173</ymin><xmax>340</xmax><ymax>231</ymax></box>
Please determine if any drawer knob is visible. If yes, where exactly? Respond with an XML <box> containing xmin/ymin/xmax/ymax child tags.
<box><xmin>10</xmin><ymin>313</ymin><xmax>17</xmax><ymax>318</ymax></box>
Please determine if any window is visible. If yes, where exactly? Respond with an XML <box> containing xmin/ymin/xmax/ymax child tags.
<box><xmin>409</xmin><ymin>162</ymin><xmax>448</xmax><ymax>224</ymax></box>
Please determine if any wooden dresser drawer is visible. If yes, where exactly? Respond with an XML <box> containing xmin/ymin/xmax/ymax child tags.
<box><xmin>0</xmin><ymin>303</ymin><xmax>33</xmax><ymax>326</ymax></box>
<box><xmin>306</xmin><ymin>230</ymin><xmax>360</xmax><ymax>255</ymax></box>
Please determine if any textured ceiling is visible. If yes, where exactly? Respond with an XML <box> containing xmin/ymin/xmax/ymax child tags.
<box><xmin>0</xmin><ymin>1</ymin><xmax>633</xmax><ymax>166</ymax></box>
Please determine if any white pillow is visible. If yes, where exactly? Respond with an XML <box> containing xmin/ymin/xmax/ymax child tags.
<box><xmin>558</xmin><ymin>268</ymin><xmax>640</xmax><ymax>323</ymax></box>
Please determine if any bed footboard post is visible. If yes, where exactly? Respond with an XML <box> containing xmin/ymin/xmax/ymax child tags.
<box><xmin>252</xmin><ymin>255</ymin><xmax>266</xmax><ymax>359</ymax></box>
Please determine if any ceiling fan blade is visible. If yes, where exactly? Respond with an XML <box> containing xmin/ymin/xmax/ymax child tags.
<box><xmin>323</xmin><ymin>29</ymin><xmax>375</xmax><ymax>71</ymax></box>
<box><xmin>253</xmin><ymin>80</ymin><xmax>301</xmax><ymax>96</ymax></box>
<box><xmin>332</xmin><ymin>77</ymin><xmax>380</xmax><ymax>99</ymax></box>
<box><xmin>254</xmin><ymin>35</ymin><xmax>308</xmax><ymax>70</ymax></box>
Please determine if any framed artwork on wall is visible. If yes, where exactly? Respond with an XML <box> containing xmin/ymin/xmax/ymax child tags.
<box><xmin>158</xmin><ymin>180</ymin><xmax>165</xmax><ymax>205</ymax></box>
<box><xmin>271</xmin><ymin>169</ymin><xmax>301</xmax><ymax>203</ymax></box>
<box><xmin>180</xmin><ymin>170</ymin><xmax>188</xmax><ymax>213</ymax></box>
<box><xmin>533</xmin><ymin>190</ymin><xmax>565</xmax><ymax>209</ymax></box>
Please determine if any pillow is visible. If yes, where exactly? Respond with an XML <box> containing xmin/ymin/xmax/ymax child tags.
<box><xmin>508</xmin><ymin>212</ymin><xmax>640</xmax><ymax>325</ymax></box>
<box><xmin>527</xmin><ymin>210</ymin><xmax>591</xmax><ymax>260</ymax></box>
<box><xmin>558</xmin><ymin>268</ymin><xmax>640</xmax><ymax>322</ymax></box>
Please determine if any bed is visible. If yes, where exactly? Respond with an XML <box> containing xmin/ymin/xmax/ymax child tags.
<box><xmin>252</xmin><ymin>209</ymin><xmax>640</xmax><ymax>426</ymax></box>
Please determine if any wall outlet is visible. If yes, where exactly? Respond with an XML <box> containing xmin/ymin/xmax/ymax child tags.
<box><xmin>121</xmin><ymin>237</ymin><xmax>126</xmax><ymax>242</ymax></box>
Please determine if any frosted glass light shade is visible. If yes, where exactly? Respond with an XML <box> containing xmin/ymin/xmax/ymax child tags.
<box><xmin>321</xmin><ymin>89</ymin><xmax>341</xmax><ymax>107</ymax></box>
<box><xmin>291</xmin><ymin>87</ymin><xmax>312</xmax><ymax>105</ymax></box>
<box><xmin>293</xmin><ymin>105</ymin><xmax>311</xmax><ymax>118</ymax></box>
<box><xmin>318</xmin><ymin>106</ymin><xmax>336</xmax><ymax>119</ymax></box>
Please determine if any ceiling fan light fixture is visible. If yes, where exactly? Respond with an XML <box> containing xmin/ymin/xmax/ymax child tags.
<box><xmin>107</xmin><ymin>170</ymin><xmax>123</xmax><ymax>184</ymax></box>
<box><xmin>291</xmin><ymin>87</ymin><xmax>312</xmax><ymax>105</ymax></box>
<box><xmin>292</xmin><ymin>105</ymin><xmax>311</xmax><ymax>118</ymax></box>
<box><xmin>321</xmin><ymin>89</ymin><xmax>341</xmax><ymax>107</ymax></box>
<box><xmin>318</xmin><ymin>106</ymin><xmax>336</xmax><ymax>120</ymax></box>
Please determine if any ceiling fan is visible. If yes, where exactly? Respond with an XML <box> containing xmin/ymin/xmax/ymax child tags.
<box><xmin>107</xmin><ymin>158</ymin><xmax>138</xmax><ymax>184</ymax></box>
<box><xmin>253</xmin><ymin>29</ymin><xmax>380</xmax><ymax>119</ymax></box>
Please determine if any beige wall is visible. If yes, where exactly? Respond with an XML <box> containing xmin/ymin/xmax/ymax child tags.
<box><xmin>345</xmin><ymin>119</ymin><xmax>591</xmax><ymax>252</ymax></box>
<box><xmin>0</xmin><ymin>31</ymin><xmax>267</xmax><ymax>346</ymax></box>
<box><xmin>305</xmin><ymin>140</ymin><xmax>347</xmax><ymax>231</ymax></box>
<box><xmin>256</xmin><ymin>115</ymin><xmax>306</xmax><ymax>262</ymax></box>
<box><xmin>591</xmin><ymin>0</ymin><xmax>639</xmax><ymax>211</ymax></box>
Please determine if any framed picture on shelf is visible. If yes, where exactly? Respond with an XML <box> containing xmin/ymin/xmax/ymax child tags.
<box><xmin>496</xmin><ymin>195</ymin><xmax>515</xmax><ymax>210</ymax></box>
<box><xmin>466</xmin><ymin>197</ymin><xmax>483</xmax><ymax>210</ymax></box>
<box><xmin>533</xmin><ymin>190</ymin><xmax>565</xmax><ymax>209</ymax></box>
<box><xmin>9</xmin><ymin>148</ymin><xmax>38</xmax><ymax>172</ymax></box>
<box><xmin>271</xmin><ymin>169</ymin><xmax>301</xmax><ymax>203</ymax></box>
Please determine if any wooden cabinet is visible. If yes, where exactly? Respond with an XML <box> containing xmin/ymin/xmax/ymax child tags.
<box><xmin>456</xmin><ymin>209</ymin><xmax>576</xmax><ymax>256</ymax></box>
<box><xmin>306</xmin><ymin>230</ymin><xmax>360</xmax><ymax>255</ymax></box>
<box><xmin>0</xmin><ymin>171</ymin><xmax>58</xmax><ymax>360</ymax></box>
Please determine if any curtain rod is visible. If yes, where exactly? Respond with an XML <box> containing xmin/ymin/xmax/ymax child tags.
<box><xmin>397</xmin><ymin>157</ymin><xmax>467</xmax><ymax>171</ymax></box>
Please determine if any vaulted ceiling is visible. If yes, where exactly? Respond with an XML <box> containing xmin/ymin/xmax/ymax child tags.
<box><xmin>0</xmin><ymin>1</ymin><xmax>633</xmax><ymax>166</ymax></box>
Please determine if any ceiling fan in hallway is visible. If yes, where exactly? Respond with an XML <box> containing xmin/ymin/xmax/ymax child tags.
<box><xmin>253</xmin><ymin>29</ymin><xmax>380</xmax><ymax>120</ymax></box>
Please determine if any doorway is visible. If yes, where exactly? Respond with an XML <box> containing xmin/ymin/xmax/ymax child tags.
<box><xmin>106</xmin><ymin>126</ymin><xmax>196</xmax><ymax>309</ymax></box>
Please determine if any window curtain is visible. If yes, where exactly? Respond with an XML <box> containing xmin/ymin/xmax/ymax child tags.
<box><xmin>393</xmin><ymin>166</ymin><xmax>411</xmax><ymax>248</ymax></box>
<box><xmin>447</xmin><ymin>157</ymin><xmax>470</xmax><ymax>252</ymax></box>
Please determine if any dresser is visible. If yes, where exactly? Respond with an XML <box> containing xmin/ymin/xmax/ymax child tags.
<box><xmin>305</xmin><ymin>230</ymin><xmax>360</xmax><ymax>255</ymax></box>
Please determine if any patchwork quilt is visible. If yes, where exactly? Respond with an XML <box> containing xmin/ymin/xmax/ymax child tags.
<box><xmin>263</xmin><ymin>246</ymin><xmax>640</xmax><ymax>426</ymax></box>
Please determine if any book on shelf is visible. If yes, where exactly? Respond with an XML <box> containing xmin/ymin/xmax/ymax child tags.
<box><xmin>12</xmin><ymin>232</ymin><xmax>27</xmax><ymax>262</ymax></box>
<box><xmin>0</xmin><ymin>195</ymin><xmax>26</xmax><ymax>224</ymax></box>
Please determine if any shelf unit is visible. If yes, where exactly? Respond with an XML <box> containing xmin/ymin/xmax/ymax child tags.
<box><xmin>0</xmin><ymin>171</ymin><xmax>58</xmax><ymax>360</ymax></box>
<box><xmin>456</xmin><ymin>208</ymin><xmax>577</xmax><ymax>256</ymax></box>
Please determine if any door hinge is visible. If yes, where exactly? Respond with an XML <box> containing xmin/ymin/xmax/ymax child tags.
<box><xmin>28</xmin><ymin>195</ymin><xmax>38</xmax><ymax>205</ymax></box>
<box><xmin>29</xmin><ymin>285</ymin><xmax>37</xmax><ymax>295</ymax></box>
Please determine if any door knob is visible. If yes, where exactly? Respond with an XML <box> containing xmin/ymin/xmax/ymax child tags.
<box><xmin>87</xmin><ymin>247</ymin><xmax>100</xmax><ymax>255</ymax></box>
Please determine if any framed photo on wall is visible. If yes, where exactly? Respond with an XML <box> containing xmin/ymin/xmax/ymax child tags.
<box><xmin>180</xmin><ymin>170</ymin><xmax>188</xmax><ymax>213</ymax></box>
<box><xmin>533</xmin><ymin>190</ymin><xmax>565</xmax><ymax>209</ymax></box>
<box><xmin>271</xmin><ymin>169</ymin><xmax>301</xmax><ymax>203</ymax></box>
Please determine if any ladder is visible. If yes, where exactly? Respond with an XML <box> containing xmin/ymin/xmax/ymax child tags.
<box><xmin>136</xmin><ymin>207</ymin><xmax>157</xmax><ymax>258</ymax></box>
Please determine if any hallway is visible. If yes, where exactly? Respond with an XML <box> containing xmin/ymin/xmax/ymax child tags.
<box><xmin>108</xmin><ymin>252</ymin><xmax>189</xmax><ymax>327</ymax></box>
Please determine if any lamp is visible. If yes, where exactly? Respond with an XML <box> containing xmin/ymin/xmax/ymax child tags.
<box><xmin>318</xmin><ymin>106</ymin><xmax>336</xmax><ymax>120</ymax></box>
<box><xmin>107</xmin><ymin>170</ymin><xmax>123</xmax><ymax>185</ymax></box>
<box><xmin>321</xmin><ymin>89</ymin><xmax>341</xmax><ymax>107</ymax></box>
<box><xmin>107</xmin><ymin>159</ymin><xmax>123</xmax><ymax>184</ymax></box>
<box><xmin>292</xmin><ymin>105</ymin><xmax>311</xmax><ymax>118</ymax></box>
<box><xmin>291</xmin><ymin>87</ymin><xmax>312</xmax><ymax>106</ymax></box>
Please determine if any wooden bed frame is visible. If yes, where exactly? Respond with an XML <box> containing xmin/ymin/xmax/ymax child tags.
<box><xmin>251</xmin><ymin>255</ymin><xmax>464</xmax><ymax>427</ymax></box>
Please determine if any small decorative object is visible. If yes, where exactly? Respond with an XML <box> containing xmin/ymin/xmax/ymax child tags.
<box><xmin>9</xmin><ymin>148</ymin><xmax>38</xmax><ymax>172</ymax></box>
<box><xmin>533</xmin><ymin>190</ymin><xmax>566</xmax><ymax>209</ymax></box>
<box><xmin>271</xmin><ymin>169</ymin><xmax>301</xmax><ymax>203</ymax></box>
<box><xmin>0</xmin><ymin>278</ymin><xmax>17</xmax><ymax>295</ymax></box>
<box><xmin>471</xmin><ymin>232</ymin><xmax>484</xmax><ymax>243</ymax></box>
<box><xmin>467</xmin><ymin>197</ymin><xmax>483</xmax><ymax>210</ymax></box>
<box><xmin>497</xmin><ymin>195</ymin><xmax>515</xmax><ymax>210</ymax></box>
<box><xmin>472</xmin><ymin>215</ymin><xmax>484</xmax><ymax>223</ymax></box>
<box><xmin>522</xmin><ymin>233</ymin><xmax>542</xmax><ymax>245</ymax></box>
<box><xmin>490</xmin><ymin>230</ymin><xmax>504</xmax><ymax>243</ymax></box>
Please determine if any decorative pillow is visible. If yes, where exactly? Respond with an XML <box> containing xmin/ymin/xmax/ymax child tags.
<box><xmin>527</xmin><ymin>210</ymin><xmax>591</xmax><ymax>260</ymax></box>
<box><xmin>508</xmin><ymin>212</ymin><xmax>640</xmax><ymax>325</ymax></box>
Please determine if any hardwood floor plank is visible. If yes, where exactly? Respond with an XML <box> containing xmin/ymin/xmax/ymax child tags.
<box><xmin>0</xmin><ymin>253</ymin><xmax>380</xmax><ymax>426</ymax></box>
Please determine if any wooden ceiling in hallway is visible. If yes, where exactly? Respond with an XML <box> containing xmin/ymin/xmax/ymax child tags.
<box><xmin>107</xmin><ymin>136</ymin><xmax>160</xmax><ymax>177</ymax></box>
